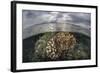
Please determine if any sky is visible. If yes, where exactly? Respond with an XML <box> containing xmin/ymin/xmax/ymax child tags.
<box><xmin>22</xmin><ymin>10</ymin><xmax>91</xmax><ymax>29</ymax></box>
<box><xmin>22</xmin><ymin>10</ymin><xmax>91</xmax><ymax>39</ymax></box>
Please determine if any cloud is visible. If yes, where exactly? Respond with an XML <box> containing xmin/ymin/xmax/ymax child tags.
<box><xmin>22</xmin><ymin>10</ymin><xmax>90</xmax><ymax>30</ymax></box>
<box><xmin>67</xmin><ymin>13</ymin><xmax>91</xmax><ymax>25</ymax></box>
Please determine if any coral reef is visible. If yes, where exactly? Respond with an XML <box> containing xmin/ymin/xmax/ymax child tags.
<box><xmin>23</xmin><ymin>32</ymin><xmax>90</xmax><ymax>62</ymax></box>
<box><xmin>34</xmin><ymin>32</ymin><xmax>76</xmax><ymax>60</ymax></box>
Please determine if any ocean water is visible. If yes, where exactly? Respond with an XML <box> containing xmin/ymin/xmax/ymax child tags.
<box><xmin>23</xmin><ymin>32</ymin><xmax>90</xmax><ymax>63</ymax></box>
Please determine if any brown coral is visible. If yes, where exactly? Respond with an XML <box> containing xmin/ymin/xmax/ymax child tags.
<box><xmin>46</xmin><ymin>32</ymin><xmax>76</xmax><ymax>60</ymax></box>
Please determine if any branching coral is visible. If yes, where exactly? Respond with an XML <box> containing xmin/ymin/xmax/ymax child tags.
<box><xmin>45</xmin><ymin>32</ymin><xmax>76</xmax><ymax>59</ymax></box>
<box><xmin>34</xmin><ymin>32</ymin><xmax>76</xmax><ymax>60</ymax></box>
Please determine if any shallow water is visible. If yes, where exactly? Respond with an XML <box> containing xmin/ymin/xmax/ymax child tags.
<box><xmin>23</xmin><ymin>32</ymin><xmax>90</xmax><ymax>63</ymax></box>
